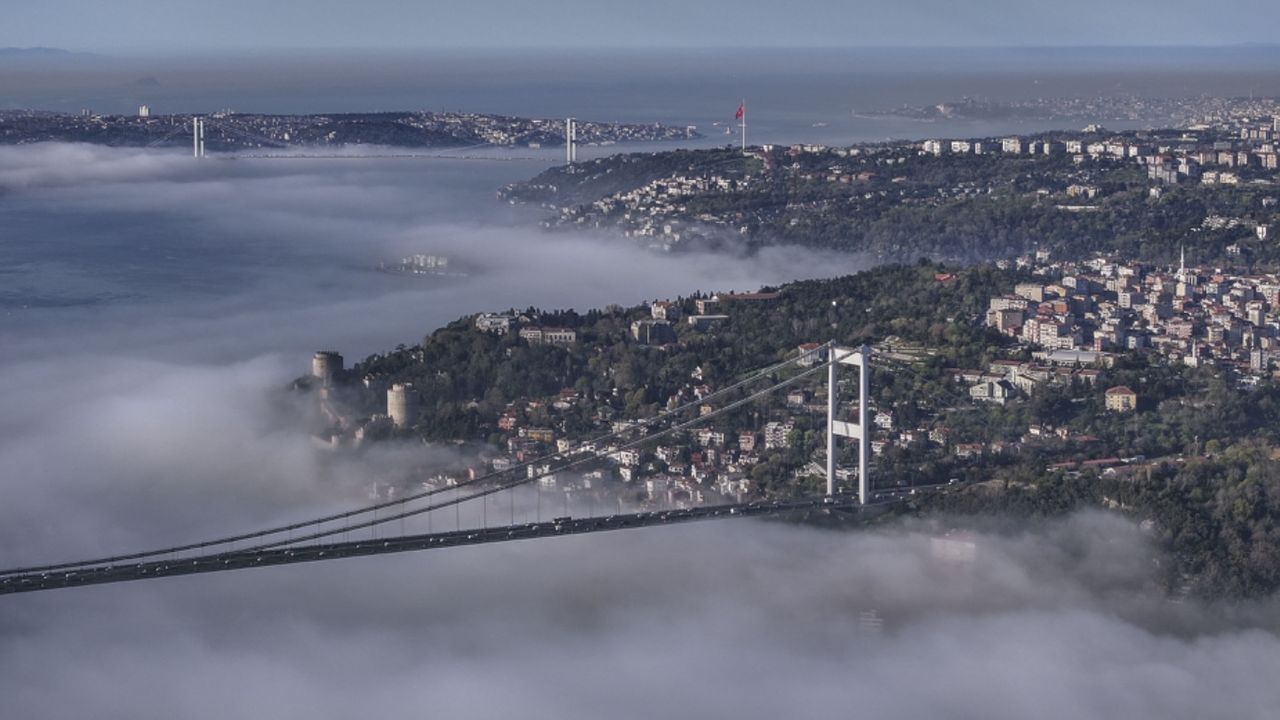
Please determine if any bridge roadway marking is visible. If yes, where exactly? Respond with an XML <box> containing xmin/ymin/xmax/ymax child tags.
<box><xmin>0</xmin><ymin>494</ymin><xmax>890</xmax><ymax>595</ymax></box>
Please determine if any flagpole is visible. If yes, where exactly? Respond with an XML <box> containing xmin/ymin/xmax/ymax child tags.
<box><xmin>741</xmin><ymin>98</ymin><xmax>746</xmax><ymax>153</ymax></box>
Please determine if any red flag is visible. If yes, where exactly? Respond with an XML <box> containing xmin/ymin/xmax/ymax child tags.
<box><xmin>735</xmin><ymin>103</ymin><xmax>744</xmax><ymax>120</ymax></box>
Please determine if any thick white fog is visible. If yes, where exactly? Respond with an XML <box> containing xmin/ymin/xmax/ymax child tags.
<box><xmin>2</xmin><ymin>144</ymin><xmax>1280</xmax><ymax>719</ymax></box>
<box><xmin>6</xmin><ymin>515</ymin><xmax>1280</xmax><ymax>719</ymax></box>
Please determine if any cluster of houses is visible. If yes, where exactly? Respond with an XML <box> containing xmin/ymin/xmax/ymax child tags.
<box><xmin>539</xmin><ymin>142</ymin><xmax>944</xmax><ymax>249</ymax></box>
<box><xmin>478</xmin><ymin>384</ymin><xmax>807</xmax><ymax>508</ymax></box>
<box><xmin>552</xmin><ymin>172</ymin><xmax>743</xmax><ymax>250</ymax></box>
<box><xmin>466</xmin><ymin>291</ymin><xmax>803</xmax><ymax>506</ymax></box>
<box><xmin>986</xmin><ymin>249</ymin><xmax>1280</xmax><ymax>381</ymax></box>
<box><xmin>925</xmin><ymin>116</ymin><xmax>1280</xmax><ymax>187</ymax></box>
<box><xmin>474</xmin><ymin>312</ymin><xmax>577</xmax><ymax>345</ymax></box>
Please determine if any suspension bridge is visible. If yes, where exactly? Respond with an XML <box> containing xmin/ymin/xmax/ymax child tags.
<box><xmin>146</xmin><ymin>116</ymin><xmax>558</xmax><ymax>162</ymax></box>
<box><xmin>0</xmin><ymin>343</ymin><xmax>948</xmax><ymax>596</ymax></box>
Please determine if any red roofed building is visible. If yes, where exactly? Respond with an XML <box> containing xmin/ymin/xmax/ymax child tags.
<box><xmin>1104</xmin><ymin>386</ymin><xmax>1137</xmax><ymax>412</ymax></box>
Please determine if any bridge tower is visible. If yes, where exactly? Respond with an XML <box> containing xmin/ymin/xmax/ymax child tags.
<box><xmin>192</xmin><ymin>117</ymin><xmax>205</xmax><ymax>158</ymax></box>
<box><xmin>826</xmin><ymin>344</ymin><xmax>871</xmax><ymax>504</ymax></box>
<box><xmin>565</xmin><ymin>117</ymin><xmax>577</xmax><ymax>164</ymax></box>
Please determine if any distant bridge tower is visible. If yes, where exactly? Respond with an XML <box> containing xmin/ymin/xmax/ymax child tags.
<box><xmin>827</xmin><ymin>344</ymin><xmax>872</xmax><ymax>504</ymax></box>
<box><xmin>565</xmin><ymin>117</ymin><xmax>577</xmax><ymax>164</ymax></box>
<box><xmin>192</xmin><ymin>117</ymin><xmax>205</xmax><ymax>158</ymax></box>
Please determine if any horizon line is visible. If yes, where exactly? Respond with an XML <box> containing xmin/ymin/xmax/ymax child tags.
<box><xmin>6</xmin><ymin>42</ymin><xmax>1280</xmax><ymax>57</ymax></box>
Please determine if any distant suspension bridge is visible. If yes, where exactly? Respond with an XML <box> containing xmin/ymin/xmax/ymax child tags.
<box><xmin>152</xmin><ymin>115</ymin><xmax>579</xmax><ymax>162</ymax></box>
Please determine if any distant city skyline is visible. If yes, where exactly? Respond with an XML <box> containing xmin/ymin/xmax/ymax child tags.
<box><xmin>4</xmin><ymin>0</ymin><xmax>1280</xmax><ymax>53</ymax></box>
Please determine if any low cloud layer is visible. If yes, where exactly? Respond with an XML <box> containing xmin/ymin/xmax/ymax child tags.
<box><xmin>2</xmin><ymin>144</ymin><xmax>1280</xmax><ymax>718</ymax></box>
<box><xmin>0</xmin><ymin>144</ymin><xmax>864</xmax><ymax>363</ymax></box>
<box><xmin>5</xmin><ymin>515</ymin><xmax>1280</xmax><ymax>720</ymax></box>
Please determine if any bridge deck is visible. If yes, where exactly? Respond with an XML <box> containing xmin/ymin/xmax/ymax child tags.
<box><xmin>0</xmin><ymin>494</ymin><xmax>890</xmax><ymax>595</ymax></box>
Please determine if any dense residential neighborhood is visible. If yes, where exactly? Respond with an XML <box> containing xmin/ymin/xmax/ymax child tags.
<box><xmin>985</xmin><ymin>249</ymin><xmax>1280</xmax><ymax>378</ymax></box>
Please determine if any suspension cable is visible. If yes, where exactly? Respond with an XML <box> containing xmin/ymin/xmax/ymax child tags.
<box><xmin>0</xmin><ymin>343</ymin><xmax>830</xmax><ymax>576</ymax></box>
<box><xmin>246</xmin><ymin>357</ymin><xmax>833</xmax><ymax>552</ymax></box>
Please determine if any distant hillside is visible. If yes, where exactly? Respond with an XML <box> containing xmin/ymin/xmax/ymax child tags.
<box><xmin>0</xmin><ymin>47</ymin><xmax>83</xmax><ymax>57</ymax></box>
<box><xmin>502</xmin><ymin>136</ymin><xmax>1280</xmax><ymax>265</ymax></box>
<box><xmin>0</xmin><ymin>47</ymin><xmax>97</xmax><ymax>65</ymax></box>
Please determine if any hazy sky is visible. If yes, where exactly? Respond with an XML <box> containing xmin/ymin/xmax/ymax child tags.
<box><xmin>5</xmin><ymin>0</ymin><xmax>1280</xmax><ymax>52</ymax></box>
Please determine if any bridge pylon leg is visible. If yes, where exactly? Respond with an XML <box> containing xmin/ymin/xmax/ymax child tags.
<box><xmin>826</xmin><ymin>351</ymin><xmax>837</xmax><ymax>497</ymax></box>
<box><xmin>858</xmin><ymin>343</ymin><xmax>870</xmax><ymax>506</ymax></box>
<box><xmin>826</xmin><ymin>344</ymin><xmax>872</xmax><ymax>504</ymax></box>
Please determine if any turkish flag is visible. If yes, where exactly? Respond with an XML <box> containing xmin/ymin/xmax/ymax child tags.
<box><xmin>735</xmin><ymin>103</ymin><xmax>744</xmax><ymax>120</ymax></box>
